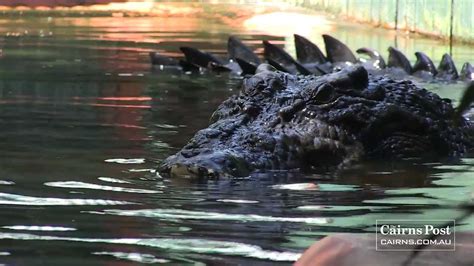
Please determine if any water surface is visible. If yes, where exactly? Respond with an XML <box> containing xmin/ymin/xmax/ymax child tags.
<box><xmin>0</xmin><ymin>6</ymin><xmax>474</xmax><ymax>265</ymax></box>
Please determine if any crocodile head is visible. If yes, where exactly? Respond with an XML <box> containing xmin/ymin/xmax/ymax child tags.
<box><xmin>159</xmin><ymin>65</ymin><xmax>473</xmax><ymax>179</ymax></box>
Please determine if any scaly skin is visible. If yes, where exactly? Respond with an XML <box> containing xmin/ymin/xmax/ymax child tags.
<box><xmin>159</xmin><ymin>65</ymin><xmax>474</xmax><ymax>178</ymax></box>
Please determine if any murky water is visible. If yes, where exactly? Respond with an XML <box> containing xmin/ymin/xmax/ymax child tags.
<box><xmin>0</xmin><ymin>6</ymin><xmax>474</xmax><ymax>265</ymax></box>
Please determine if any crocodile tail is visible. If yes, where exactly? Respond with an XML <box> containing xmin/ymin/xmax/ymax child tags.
<box><xmin>178</xmin><ymin>59</ymin><xmax>200</xmax><ymax>72</ymax></box>
<box><xmin>412</xmin><ymin>52</ymin><xmax>438</xmax><ymax>76</ymax></box>
<box><xmin>263</xmin><ymin>40</ymin><xmax>295</xmax><ymax>66</ymax></box>
<box><xmin>356</xmin><ymin>47</ymin><xmax>386</xmax><ymax>69</ymax></box>
<box><xmin>387</xmin><ymin>46</ymin><xmax>412</xmax><ymax>74</ymax></box>
<box><xmin>228</xmin><ymin>36</ymin><xmax>261</xmax><ymax>65</ymax></box>
<box><xmin>294</xmin><ymin>34</ymin><xmax>327</xmax><ymax>64</ymax></box>
<box><xmin>149</xmin><ymin>52</ymin><xmax>179</xmax><ymax>66</ymax></box>
<box><xmin>235</xmin><ymin>57</ymin><xmax>257</xmax><ymax>75</ymax></box>
<box><xmin>179</xmin><ymin>46</ymin><xmax>223</xmax><ymax>68</ymax></box>
<box><xmin>263</xmin><ymin>40</ymin><xmax>312</xmax><ymax>75</ymax></box>
<box><xmin>461</xmin><ymin>62</ymin><xmax>474</xmax><ymax>81</ymax></box>
<box><xmin>322</xmin><ymin>34</ymin><xmax>357</xmax><ymax>63</ymax></box>
<box><xmin>457</xmin><ymin>81</ymin><xmax>474</xmax><ymax>114</ymax></box>
<box><xmin>437</xmin><ymin>53</ymin><xmax>459</xmax><ymax>80</ymax></box>
<box><xmin>266</xmin><ymin>58</ymin><xmax>291</xmax><ymax>73</ymax></box>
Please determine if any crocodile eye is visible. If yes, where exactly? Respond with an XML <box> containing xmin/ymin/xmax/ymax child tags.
<box><xmin>313</xmin><ymin>84</ymin><xmax>336</xmax><ymax>104</ymax></box>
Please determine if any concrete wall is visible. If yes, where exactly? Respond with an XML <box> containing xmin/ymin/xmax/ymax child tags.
<box><xmin>286</xmin><ymin>0</ymin><xmax>474</xmax><ymax>43</ymax></box>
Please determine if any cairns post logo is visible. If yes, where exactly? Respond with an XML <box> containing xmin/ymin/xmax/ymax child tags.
<box><xmin>375</xmin><ymin>220</ymin><xmax>455</xmax><ymax>251</ymax></box>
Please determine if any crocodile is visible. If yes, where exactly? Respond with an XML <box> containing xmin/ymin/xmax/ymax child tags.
<box><xmin>150</xmin><ymin>34</ymin><xmax>474</xmax><ymax>81</ymax></box>
<box><xmin>158</xmin><ymin>65</ymin><xmax>474</xmax><ymax>178</ymax></box>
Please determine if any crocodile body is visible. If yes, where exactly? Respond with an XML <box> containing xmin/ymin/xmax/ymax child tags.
<box><xmin>159</xmin><ymin>66</ymin><xmax>474</xmax><ymax>178</ymax></box>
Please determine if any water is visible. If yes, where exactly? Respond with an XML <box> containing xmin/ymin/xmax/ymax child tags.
<box><xmin>0</xmin><ymin>5</ymin><xmax>474</xmax><ymax>265</ymax></box>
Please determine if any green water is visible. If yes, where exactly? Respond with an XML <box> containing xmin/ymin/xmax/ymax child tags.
<box><xmin>0</xmin><ymin>7</ymin><xmax>473</xmax><ymax>265</ymax></box>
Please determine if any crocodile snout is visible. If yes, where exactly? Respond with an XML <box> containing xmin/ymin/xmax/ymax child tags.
<box><xmin>160</xmin><ymin>150</ymin><xmax>251</xmax><ymax>179</ymax></box>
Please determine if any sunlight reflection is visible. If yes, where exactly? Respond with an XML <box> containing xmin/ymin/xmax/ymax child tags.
<box><xmin>2</xmin><ymin>225</ymin><xmax>76</xmax><ymax>231</ymax></box>
<box><xmin>45</xmin><ymin>181</ymin><xmax>161</xmax><ymax>194</ymax></box>
<box><xmin>244</xmin><ymin>12</ymin><xmax>333</xmax><ymax>36</ymax></box>
<box><xmin>93</xmin><ymin>252</ymin><xmax>169</xmax><ymax>264</ymax></box>
<box><xmin>86</xmin><ymin>1</ymin><xmax>155</xmax><ymax>12</ymax></box>
<box><xmin>105</xmin><ymin>158</ymin><xmax>145</xmax><ymax>164</ymax></box>
<box><xmin>91</xmin><ymin>208</ymin><xmax>332</xmax><ymax>225</ymax></box>
<box><xmin>0</xmin><ymin>192</ymin><xmax>132</xmax><ymax>206</ymax></box>
<box><xmin>98</xmin><ymin>177</ymin><xmax>131</xmax><ymax>184</ymax></box>
<box><xmin>0</xmin><ymin>233</ymin><xmax>302</xmax><ymax>262</ymax></box>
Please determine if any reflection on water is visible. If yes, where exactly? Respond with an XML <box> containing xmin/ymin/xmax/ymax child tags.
<box><xmin>0</xmin><ymin>6</ymin><xmax>473</xmax><ymax>265</ymax></box>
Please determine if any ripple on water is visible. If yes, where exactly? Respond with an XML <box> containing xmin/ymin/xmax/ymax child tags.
<box><xmin>271</xmin><ymin>183</ymin><xmax>319</xmax><ymax>190</ymax></box>
<box><xmin>2</xmin><ymin>225</ymin><xmax>76</xmax><ymax>231</ymax></box>
<box><xmin>91</xmin><ymin>208</ymin><xmax>331</xmax><ymax>225</ymax></box>
<box><xmin>0</xmin><ymin>233</ymin><xmax>301</xmax><ymax>262</ymax></box>
<box><xmin>216</xmin><ymin>199</ymin><xmax>259</xmax><ymax>204</ymax></box>
<box><xmin>93</xmin><ymin>252</ymin><xmax>169</xmax><ymax>264</ymax></box>
<box><xmin>296</xmin><ymin>205</ymin><xmax>388</xmax><ymax>211</ymax></box>
<box><xmin>97</xmin><ymin>177</ymin><xmax>131</xmax><ymax>184</ymax></box>
<box><xmin>45</xmin><ymin>181</ymin><xmax>161</xmax><ymax>194</ymax></box>
<box><xmin>0</xmin><ymin>192</ymin><xmax>132</xmax><ymax>206</ymax></box>
<box><xmin>272</xmin><ymin>183</ymin><xmax>360</xmax><ymax>191</ymax></box>
<box><xmin>104</xmin><ymin>158</ymin><xmax>145</xmax><ymax>164</ymax></box>
<box><xmin>127</xmin><ymin>169</ymin><xmax>156</xmax><ymax>173</ymax></box>
<box><xmin>295</xmin><ymin>205</ymin><xmax>329</xmax><ymax>211</ymax></box>
<box><xmin>154</xmin><ymin>123</ymin><xmax>179</xmax><ymax>129</ymax></box>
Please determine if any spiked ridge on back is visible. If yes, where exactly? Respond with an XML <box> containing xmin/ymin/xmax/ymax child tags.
<box><xmin>149</xmin><ymin>34</ymin><xmax>472</xmax><ymax>82</ymax></box>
